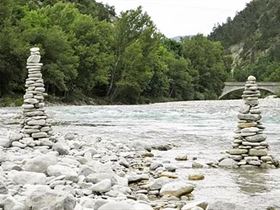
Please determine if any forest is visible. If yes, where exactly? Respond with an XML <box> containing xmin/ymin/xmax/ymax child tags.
<box><xmin>0</xmin><ymin>0</ymin><xmax>230</xmax><ymax>105</ymax></box>
<box><xmin>209</xmin><ymin>0</ymin><xmax>280</xmax><ymax>83</ymax></box>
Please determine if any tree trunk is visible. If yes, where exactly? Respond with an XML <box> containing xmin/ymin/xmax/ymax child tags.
<box><xmin>107</xmin><ymin>55</ymin><xmax>120</xmax><ymax>96</ymax></box>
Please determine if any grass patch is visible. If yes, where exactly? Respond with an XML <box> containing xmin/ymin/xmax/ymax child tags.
<box><xmin>0</xmin><ymin>95</ymin><xmax>23</xmax><ymax>107</ymax></box>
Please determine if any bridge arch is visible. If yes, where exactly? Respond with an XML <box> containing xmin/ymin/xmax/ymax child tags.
<box><xmin>219</xmin><ymin>87</ymin><xmax>276</xmax><ymax>99</ymax></box>
<box><xmin>219</xmin><ymin>82</ymin><xmax>280</xmax><ymax>99</ymax></box>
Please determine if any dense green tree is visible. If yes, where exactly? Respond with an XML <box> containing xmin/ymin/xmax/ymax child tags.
<box><xmin>107</xmin><ymin>7</ymin><xmax>160</xmax><ymax>103</ymax></box>
<box><xmin>19</xmin><ymin>4</ymin><xmax>79</xmax><ymax>95</ymax></box>
<box><xmin>181</xmin><ymin>35</ymin><xmax>228</xmax><ymax>99</ymax></box>
<box><xmin>210</xmin><ymin>0</ymin><xmax>280</xmax><ymax>85</ymax></box>
<box><xmin>0</xmin><ymin>0</ymin><xmax>232</xmax><ymax>105</ymax></box>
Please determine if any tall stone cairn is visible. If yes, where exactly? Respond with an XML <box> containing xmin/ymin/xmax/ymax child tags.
<box><xmin>15</xmin><ymin>47</ymin><xmax>53</xmax><ymax>147</ymax></box>
<box><xmin>227</xmin><ymin>75</ymin><xmax>276</xmax><ymax>168</ymax></box>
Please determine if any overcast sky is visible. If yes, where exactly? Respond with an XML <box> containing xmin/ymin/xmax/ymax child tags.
<box><xmin>96</xmin><ymin>0</ymin><xmax>252</xmax><ymax>38</ymax></box>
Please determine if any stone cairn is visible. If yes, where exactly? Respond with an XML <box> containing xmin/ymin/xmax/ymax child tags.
<box><xmin>12</xmin><ymin>47</ymin><xmax>54</xmax><ymax>148</ymax></box>
<box><xmin>226</xmin><ymin>75</ymin><xmax>276</xmax><ymax>168</ymax></box>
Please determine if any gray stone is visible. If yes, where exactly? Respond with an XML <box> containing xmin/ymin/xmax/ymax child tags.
<box><xmin>229</xmin><ymin>155</ymin><xmax>243</xmax><ymax>161</ymax></box>
<box><xmin>64</xmin><ymin>133</ymin><xmax>76</xmax><ymax>141</ymax></box>
<box><xmin>182</xmin><ymin>201</ymin><xmax>208</xmax><ymax>210</ymax></box>
<box><xmin>9</xmin><ymin>133</ymin><xmax>23</xmax><ymax>142</ymax></box>
<box><xmin>32</xmin><ymin>132</ymin><xmax>48</xmax><ymax>138</ymax></box>
<box><xmin>0</xmin><ymin>181</ymin><xmax>8</xmax><ymax>194</ymax></box>
<box><xmin>165</xmin><ymin>164</ymin><xmax>177</xmax><ymax>172</ymax></box>
<box><xmin>160</xmin><ymin>181</ymin><xmax>194</xmax><ymax>197</ymax></box>
<box><xmin>149</xmin><ymin>177</ymin><xmax>172</xmax><ymax>190</ymax></box>
<box><xmin>91</xmin><ymin>179</ymin><xmax>111</xmax><ymax>193</ymax></box>
<box><xmin>237</xmin><ymin>113</ymin><xmax>261</xmax><ymax>121</ymax></box>
<box><xmin>27</xmin><ymin>120</ymin><xmax>46</xmax><ymax>126</ymax></box>
<box><xmin>0</xmin><ymin>137</ymin><xmax>12</xmax><ymax>148</ymax></box>
<box><xmin>188</xmin><ymin>173</ymin><xmax>205</xmax><ymax>181</ymax></box>
<box><xmin>0</xmin><ymin>150</ymin><xmax>6</xmax><ymax>163</ymax></box>
<box><xmin>24</xmin><ymin>98</ymin><xmax>39</xmax><ymax>104</ymax></box>
<box><xmin>239</xmin><ymin>104</ymin><xmax>250</xmax><ymax>114</ymax></box>
<box><xmin>261</xmin><ymin>156</ymin><xmax>273</xmax><ymax>162</ymax></box>
<box><xmin>250</xmin><ymin>109</ymin><xmax>261</xmax><ymax>114</ymax></box>
<box><xmin>228</xmin><ymin>149</ymin><xmax>248</xmax><ymax>155</ymax></box>
<box><xmin>242</xmin><ymin>141</ymin><xmax>260</xmax><ymax>146</ymax></box>
<box><xmin>35</xmin><ymin>87</ymin><xmax>45</xmax><ymax>92</ymax></box>
<box><xmin>27</xmin><ymin>54</ymin><xmax>41</xmax><ymax>63</ymax></box>
<box><xmin>40</xmin><ymin>138</ymin><xmax>53</xmax><ymax>147</ymax></box>
<box><xmin>175</xmin><ymin>154</ymin><xmax>188</xmax><ymax>161</ymax></box>
<box><xmin>245</xmin><ymin>134</ymin><xmax>266</xmax><ymax>142</ymax></box>
<box><xmin>128</xmin><ymin>174</ymin><xmax>149</xmax><ymax>183</ymax></box>
<box><xmin>24</xmin><ymin>129</ymin><xmax>40</xmax><ymax>134</ymax></box>
<box><xmin>23</xmin><ymin>153</ymin><xmax>58</xmax><ymax>173</ymax></box>
<box><xmin>119</xmin><ymin>157</ymin><xmax>129</xmax><ymax>168</ymax></box>
<box><xmin>3</xmin><ymin>195</ymin><xmax>26</xmax><ymax>210</ymax></box>
<box><xmin>9</xmin><ymin>171</ymin><xmax>46</xmax><ymax>185</ymax></box>
<box><xmin>86</xmin><ymin>172</ymin><xmax>115</xmax><ymax>184</ymax></box>
<box><xmin>22</xmin><ymin>104</ymin><xmax>34</xmax><ymax>109</ymax></box>
<box><xmin>244</xmin><ymin>156</ymin><xmax>259</xmax><ymax>162</ymax></box>
<box><xmin>150</xmin><ymin>162</ymin><xmax>163</xmax><ymax>170</ymax></box>
<box><xmin>52</xmin><ymin>142</ymin><xmax>69</xmax><ymax>155</ymax></box>
<box><xmin>98</xmin><ymin>201</ymin><xmax>133</xmax><ymax>210</ymax></box>
<box><xmin>249</xmin><ymin>149</ymin><xmax>268</xmax><ymax>156</ymax></box>
<box><xmin>11</xmin><ymin>141</ymin><xmax>26</xmax><ymax>148</ymax></box>
<box><xmin>247</xmin><ymin>75</ymin><xmax>256</xmax><ymax>81</ymax></box>
<box><xmin>248</xmin><ymin>160</ymin><xmax>261</xmax><ymax>166</ymax></box>
<box><xmin>192</xmin><ymin>162</ymin><xmax>204</xmax><ymax>168</ymax></box>
<box><xmin>79</xmin><ymin>197</ymin><xmax>95</xmax><ymax>209</ymax></box>
<box><xmin>218</xmin><ymin>158</ymin><xmax>237</xmax><ymax>168</ymax></box>
<box><xmin>25</xmin><ymin>185</ymin><xmax>76</xmax><ymax>210</ymax></box>
<box><xmin>41</xmin><ymin>126</ymin><xmax>51</xmax><ymax>132</ymax></box>
<box><xmin>47</xmin><ymin>165</ymin><xmax>78</xmax><ymax>181</ymax></box>
<box><xmin>241</xmin><ymin>127</ymin><xmax>259</xmax><ymax>133</ymax></box>
<box><xmin>133</xmin><ymin>203</ymin><xmax>154</xmax><ymax>210</ymax></box>
<box><xmin>238</xmin><ymin>122</ymin><xmax>257</xmax><ymax>128</ymax></box>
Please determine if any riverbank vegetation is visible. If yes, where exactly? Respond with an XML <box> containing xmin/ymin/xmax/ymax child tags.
<box><xmin>0</xmin><ymin>0</ymin><xmax>230</xmax><ymax>105</ymax></box>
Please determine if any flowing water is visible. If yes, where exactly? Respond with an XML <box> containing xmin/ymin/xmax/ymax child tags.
<box><xmin>0</xmin><ymin>99</ymin><xmax>280</xmax><ymax>209</ymax></box>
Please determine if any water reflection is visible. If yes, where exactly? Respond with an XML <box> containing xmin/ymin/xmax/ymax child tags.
<box><xmin>232</xmin><ymin>169</ymin><xmax>268</xmax><ymax>194</ymax></box>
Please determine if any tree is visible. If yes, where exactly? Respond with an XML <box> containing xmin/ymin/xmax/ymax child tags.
<box><xmin>107</xmin><ymin>6</ymin><xmax>160</xmax><ymax>103</ymax></box>
<box><xmin>20</xmin><ymin>3</ymin><xmax>79</xmax><ymax>95</ymax></box>
<box><xmin>181</xmin><ymin>35</ymin><xmax>228</xmax><ymax>99</ymax></box>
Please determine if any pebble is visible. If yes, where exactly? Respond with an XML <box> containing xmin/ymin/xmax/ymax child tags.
<box><xmin>91</xmin><ymin>179</ymin><xmax>112</xmax><ymax>193</ymax></box>
<box><xmin>175</xmin><ymin>154</ymin><xmax>188</xmax><ymax>161</ymax></box>
<box><xmin>188</xmin><ymin>173</ymin><xmax>205</xmax><ymax>181</ymax></box>
<box><xmin>192</xmin><ymin>162</ymin><xmax>204</xmax><ymax>168</ymax></box>
<box><xmin>160</xmin><ymin>181</ymin><xmax>194</xmax><ymax>197</ymax></box>
<box><xmin>9</xmin><ymin>171</ymin><xmax>46</xmax><ymax>185</ymax></box>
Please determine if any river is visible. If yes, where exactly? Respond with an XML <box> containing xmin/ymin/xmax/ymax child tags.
<box><xmin>0</xmin><ymin>99</ymin><xmax>279</xmax><ymax>209</ymax></box>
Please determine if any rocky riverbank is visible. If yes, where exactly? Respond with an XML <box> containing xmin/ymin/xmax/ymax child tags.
<box><xmin>0</xmin><ymin>126</ymin><xmax>212</xmax><ymax>210</ymax></box>
<box><xmin>1</xmin><ymin>100</ymin><xmax>280</xmax><ymax>210</ymax></box>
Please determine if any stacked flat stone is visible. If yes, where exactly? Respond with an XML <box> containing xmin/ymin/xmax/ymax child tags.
<box><xmin>15</xmin><ymin>47</ymin><xmax>53</xmax><ymax>147</ymax></box>
<box><xmin>227</xmin><ymin>75</ymin><xmax>275</xmax><ymax>167</ymax></box>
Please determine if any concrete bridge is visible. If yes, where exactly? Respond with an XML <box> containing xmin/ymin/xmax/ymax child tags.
<box><xmin>219</xmin><ymin>82</ymin><xmax>280</xmax><ymax>99</ymax></box>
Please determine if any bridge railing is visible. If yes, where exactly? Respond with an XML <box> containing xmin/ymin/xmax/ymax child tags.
<box><xmin>224</xmin><ymin>82</ymin><xmax>280</xmax><ymax>86</ymax></box>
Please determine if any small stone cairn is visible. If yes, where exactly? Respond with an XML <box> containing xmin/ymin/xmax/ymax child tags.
<box><xmin>225</xmin><ymin>75</ymin><xmax>276</xmax><ymax>168</ymax></box>
<box><xmin>13</xmin><ymin>47</ymin><xmax>54</xmax><ymax>147</ymax></box>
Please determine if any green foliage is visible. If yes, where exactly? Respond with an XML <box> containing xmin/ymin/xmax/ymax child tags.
<box><xmin>0</xmin><ymin>1</ymin><xmax>229</xmax><ymax>104</ymax></box>
<box><xmin>181</xmin><ymin>35</ymin><xmax>229</xmax><ymax>99</ymax></box>
<box><xmin>107</xmin><ymin>7</ymin><xmax>161</xmax><ymax>103</ymax></box>
<box><xmin>210</xmin><ymin>0</ymin><xmax>280</xmax><ymax>84</ymax></box>
<box><xmin>0</xmin><ymin>95</ymin><xmax>23</xmax><ymax>107</ymax></box>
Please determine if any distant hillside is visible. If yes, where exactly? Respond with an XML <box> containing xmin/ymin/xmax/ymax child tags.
<box><xmin>171</xmin><ymin>35</ymin><xmax>193</xmax><ymax>42</ymax></box>
<box><xmin>209</xmin><ymin>0</ymin><xmax>280</xmax><ymax>82</ymax></box>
